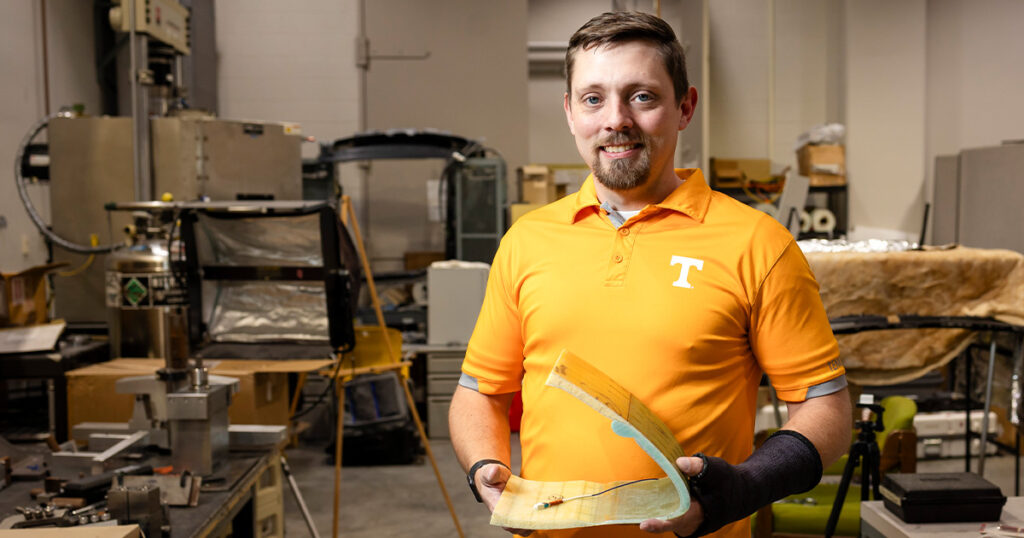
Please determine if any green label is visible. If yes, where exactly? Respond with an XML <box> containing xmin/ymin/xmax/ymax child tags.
<box><xmin>123</xmin><ymin>277</ymin><xmax>148</xmax><ymax>307</ymax></box>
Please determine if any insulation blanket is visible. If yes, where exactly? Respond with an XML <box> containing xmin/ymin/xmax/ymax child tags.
<box><xmin>805</xmin><ymin>247</ymin><xmax>1024</xmax><ymax>385</ymax></box>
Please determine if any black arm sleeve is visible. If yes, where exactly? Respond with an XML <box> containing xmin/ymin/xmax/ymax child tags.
<box><xmin>681</xmin><ymin>429</ymin><xmax>824</xmax><ymax>537</ymax></box>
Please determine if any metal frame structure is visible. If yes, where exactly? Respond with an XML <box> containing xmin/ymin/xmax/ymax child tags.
<box><xmin>831</xmin><ymin>314</ymin><xmax>1024</xmax><ymax>492</ymax></box>
<box><xmin>170</xmin><ymin>201</ymin><xmax>359</xmax><ymax>354</ymax></box>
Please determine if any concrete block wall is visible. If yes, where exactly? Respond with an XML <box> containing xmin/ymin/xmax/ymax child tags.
<box><xmin>4</xmin><ymin>0</ymin><xmax>1024</xmax><ymax>273</ymax></box>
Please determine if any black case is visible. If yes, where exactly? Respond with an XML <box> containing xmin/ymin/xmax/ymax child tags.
<box><xmin>881</xmin><ymin>472</ymin><xmax>1006</xmax><ymax>523</ymax></box>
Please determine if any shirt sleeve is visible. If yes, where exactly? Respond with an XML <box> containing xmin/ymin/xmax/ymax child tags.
<box><xmin>460</xmin><ymin>234</ymin><xmax>526</xmax><ymax>395</ymax></box>
<box><xmin>750</xmin><ymin>240</ymin><xmax>844</xmax><ymax>402</ymax></box>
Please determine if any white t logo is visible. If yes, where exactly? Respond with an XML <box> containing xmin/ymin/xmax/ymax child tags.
<box><xmin>670</xmin><ymin>256</ymin><xmax>704</xmax><ymax>289</ymax></box>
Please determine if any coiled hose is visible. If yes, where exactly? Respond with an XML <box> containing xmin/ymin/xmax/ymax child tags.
<box><xmin>14</xmin><ymin>113</ymin><xmax>119</xmax><ymax>254</ymax></box>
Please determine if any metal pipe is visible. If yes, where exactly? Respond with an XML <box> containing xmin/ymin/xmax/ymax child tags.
<box><xmin>281</xmin><ymin>456</ymin><xmax>321</xmax><ymax>538</ymax></box>
<box><xmin>979</xmin><ymin>338</ymin><xmax>998</xmax><ymax>476</ymax></box>
<box><xmin>47</xmin><ymin>379</ymin><xmax>56</xmax><ymax>438</ymax></box>
<box><xmin>92</xmin><ymin>430</ymin><xmax>149</xmax><ymax>464</ymax></box>
<box><xmin>129</xmin><ymin>0</ymin><xmax>141</xmax><ymax>195</ymax></box>
<box><xmin>356</xmin><ymin>0</ymin><xmax>371</xmax><ymax>242</ymax></box>
<box><xmin>767</xmin><ymin>0</ymin><xmax>775</xmax><ymax>161</ymax></box>
<box><xmin>1011</xmin><ymin>335</ymin><xmax>1023</xmax><ymax>426</ymax></box>
<box><xmin>40</xmin><ymin>0</ymin><xmax>50</xmax><ymax>115</ymax></box>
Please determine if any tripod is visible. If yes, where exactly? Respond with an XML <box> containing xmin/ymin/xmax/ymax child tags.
<box><xmin>824</xmin><ymin>400</ymin><xmax>885</xmax><ymax>538</ymax></box>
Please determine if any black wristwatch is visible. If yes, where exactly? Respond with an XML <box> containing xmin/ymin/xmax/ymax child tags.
<box><xmin>467</xmin><ymin>459</ymin><xmax>510</xmax><ymax>503</ymax></box>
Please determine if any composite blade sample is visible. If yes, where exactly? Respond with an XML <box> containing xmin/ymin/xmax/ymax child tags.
<box><xmin>490</xmin><ymin>349</ymin><xmax>691</xmax><ymax>530</ymax></box>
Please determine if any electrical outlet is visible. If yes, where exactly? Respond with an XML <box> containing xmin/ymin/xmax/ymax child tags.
<box><xmin>21</xmin><ymin>234</ymin><xmax>30</xmax><ymax>256</ymax></box>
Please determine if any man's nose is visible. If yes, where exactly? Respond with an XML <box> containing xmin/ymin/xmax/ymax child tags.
<box><xmin>604</xmin><ymin>100</ymin><xmax>634</xmax><ymax>131</ymax></box>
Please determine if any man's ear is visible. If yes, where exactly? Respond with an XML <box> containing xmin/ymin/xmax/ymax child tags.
<box><xmin>564</xmin><ymin>92</ymin><xmax>576</xmax><ymax>136</ymax></box>
<box><xmin>677</xmin><ymin>86</ymin><xmax>698</xmax><ymax>131</ymax></box>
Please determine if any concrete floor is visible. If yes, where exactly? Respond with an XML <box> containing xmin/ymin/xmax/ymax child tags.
<box><xmin>279</xmin><ymin>434</ymin><xmax>1024</xmax><ymax>537</ymax></box>
<box><xmin>281</xmin><ymin>435</ymin><xmax>522</xmax><ymax>538</ymax></box>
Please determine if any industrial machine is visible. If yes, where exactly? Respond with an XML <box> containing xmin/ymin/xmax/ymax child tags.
<box><xmin>6</xmin><ymin>3</ymin><xmax>331</xmax><ymax>533</ymax></box>
<box><xmin>60</xmin><ymin>211</ymin><xmax>244</xmax><ymax>478</ymax></box>
<box><xmin>63</xmin><ymin>199</ymin><xmax>358</xmax><ymax>479</ymax></box>
<box><xmin>317</xmin><ymin>130</ymin><xmax>507</xmax><ymax>263</ymax></box>
<box><xmin>106</xmin><ymin>212</ymin><xmax>189</xmax><ymax>362</ymax></box>
<box><xmin>39</xmin><ymin>112</ymin><xmax>304</xmax><ymax>325</ymax></box>
<box><xmin>10</xmin><ymin>0</ymin><xmax>292</xmax><ymax>480</ymax></box>
<box><xmin>14</xmin><ymin>0</ymin><xmax>305</xmax><ymax>325</ymax></box>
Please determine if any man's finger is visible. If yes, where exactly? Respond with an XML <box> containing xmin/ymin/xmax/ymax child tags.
<box><xmin>638</xmin><ymin>518</ymin><xmax>672</xmax><ymax>533</ymax></box>
<box><xmin>675</xmin><ymin>456</ymin><xmax>704</xmax><ymax>477</ymax></box>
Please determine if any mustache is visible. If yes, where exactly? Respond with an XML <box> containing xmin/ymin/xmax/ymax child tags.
<box><xmin>597</xmin><ymin>132</ymin><xmax>646</xmax><ymax>147</ymax></box>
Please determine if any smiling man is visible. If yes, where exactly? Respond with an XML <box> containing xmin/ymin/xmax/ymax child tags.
<box><xmin>449</xmin><ymin>11</ymin><xmax>851</xmax><ymax>538</ymax></box>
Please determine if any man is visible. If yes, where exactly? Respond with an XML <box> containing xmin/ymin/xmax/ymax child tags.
<box><xmin>449</xmin><ymin>11</ymin><xmax>851</xmax><ymax>538</ymax></box>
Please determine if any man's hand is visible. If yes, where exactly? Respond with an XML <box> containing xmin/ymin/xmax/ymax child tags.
<box><xmin>638</xmin><ymin>456</ymin><xmax>706</xmax><ymax>536</ymax></box>
<box><xmin>475</xmin><ymin>463</ymin><xmax>533</xmax><ymax>536</ymax></box>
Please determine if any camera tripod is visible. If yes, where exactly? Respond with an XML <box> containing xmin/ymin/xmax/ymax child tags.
<box><xmin>824</xmin><ymin>400</ymin><xmax>885</xmax><ymax>538</ymax></box>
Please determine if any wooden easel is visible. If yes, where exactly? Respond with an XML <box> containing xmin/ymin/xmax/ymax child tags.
<box><xmin>321</xmin><ymin>195</ymin><xmax>465</xmax><ymax>538</ymax></box>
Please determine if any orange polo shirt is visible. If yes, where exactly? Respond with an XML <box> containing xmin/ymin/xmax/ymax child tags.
<box><xmin>462</xmin><ymin>169</ymin><xmax>842</xmax><ymax>538</ymax></box>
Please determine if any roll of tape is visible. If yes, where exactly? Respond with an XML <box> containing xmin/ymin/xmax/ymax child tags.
<box><xmin>799</xmin><ymin>210</ymin><xmax>812</xmax><ymax>233</ymax></box>
<box><xmin>811</xmin><ymin>208</ymin><xmax>836</xmax><ymax>233</ymax></box>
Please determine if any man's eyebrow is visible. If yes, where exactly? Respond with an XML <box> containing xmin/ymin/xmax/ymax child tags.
<box><xmin>573</xmin><ymin>83</ymin><xmax>604</xmax><ymax>95</ymax></box>
<box><xmin>574</xmin><ymin>82</ymin><xmax>659</xmax><ymax>96</ymax></box>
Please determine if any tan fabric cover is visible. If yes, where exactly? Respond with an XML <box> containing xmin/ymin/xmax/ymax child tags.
<box><xmin>806</xmin><ymin>246</ymin><xmax>1024</xmax><ymax>384</ymax></box>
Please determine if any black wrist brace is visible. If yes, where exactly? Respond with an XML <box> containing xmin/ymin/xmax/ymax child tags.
<box><xmin>680</xmin><ymin>430</ymin><xmax>823</xmax><ymax>537</ymax></box>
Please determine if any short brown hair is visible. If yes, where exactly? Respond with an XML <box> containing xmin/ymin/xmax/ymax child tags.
<box><xmin>565</xmin><ymin>11</ymin><xmax>689</xmax><ymax>103</ymax></box>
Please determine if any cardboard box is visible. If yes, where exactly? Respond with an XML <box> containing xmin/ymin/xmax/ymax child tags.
<box><xmin>710</xmin><ymin>158</ymin><xmax>771</xmax><ymax>188</ymax></box>
<box><xmin>65</xmin><ymin>358</ymin><xmax>332</xmax><ymax>439</ymax></box>
<box><xmin>1</xmin><ymin>263</ymin><xmax>65</xmax><ymax>327</ymax></box>
<box><xmin>520</xmin><ymin>165</ymin><xmax>557</xmax><ymax>204</ymax></box>
<box><xmin>404</xmin><ymin>251</ymin><xmax>445</xmax><ymax>271</ymax></box>
<box><xmin>797</xmin><ymin>144</ymin><xmax>846</xmax><ymax>186</ymax></box>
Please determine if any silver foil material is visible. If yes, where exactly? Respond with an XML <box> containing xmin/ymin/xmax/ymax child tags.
<box><xmin>197</xmin><ymin>213</ymin><xmax>323</xmax><ymax>266</ymax></box>
<box><xmin>207</xmin><ymin>282</ymin><xmax>328</xmax><ymax>343</ymax></box>
<box><xmin>195</xmin><ymin>213</ymin><xmax>330</xmax><ymax>343</ymax></box>
<box><xmin>797</xmin><ymin>238</ymin><xmax>918</xmax><ymax>253</ymax></box>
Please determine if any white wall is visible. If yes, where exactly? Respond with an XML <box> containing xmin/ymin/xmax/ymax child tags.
<box><xmin>709</xmin><ymin>0</ymin><xmax>771</xmax><ymax>160</ymax></box>
<box><xmin>844</xmin><ymin>0</ymin><xmax>926</xmax><ymax>236</ymax></box>
<box><xmin>709</xmin><ymin>0</ymin><xmax>931</xmax><ymax>237</ymax></box>
<box><xmin>215</xmin><ymin>0</ymin><xmax>361</xmax><ymax>159</ymax></box>
<box><xmin>527</xmin><ymin>1</ymin><xmax>589</xmax><ymax>165</ymax></box>
<box><xmin>925</xmin><ymin>0</ymin><xmax>1024</xmax><ymax>198</ymax></box>
<box><xmin>772</xmin><ymin>0</ymin><xmax>834</xmax><ymax>166</ymax></box>
<box><xmin>362</xmin><ymin>0</ymin><xmax>529</xmax><ymax>268</ymax></box>
<box><xmin>709</xmin><ymin>0</ymin><xmax>837</xmax><ymax>170</ymax></box>
<box><xmin>5</xmin><ymin>0</ymin><xmax>1024</xmax><ymax>272</ymax></box>
<box><xmin>1</xmin><ymin>0</ymin><xmax>101</xmax><ymax>272</ymax></box>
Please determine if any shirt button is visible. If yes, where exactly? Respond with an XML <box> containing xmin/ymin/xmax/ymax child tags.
<box><xmin>613</xmin><ymin>254</ymin><xmax>623</xmax><ymax>263</ymax></box>
<box><xmin>619</xmin><ymin>228</ymin><xmax>630</xmax><ymax>236</ymax></box>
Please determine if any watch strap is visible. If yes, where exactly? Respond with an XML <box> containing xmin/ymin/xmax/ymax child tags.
<box><xmin>467</xmin><ymin>459</ymin><xmax>510</xmax><ymax>503</ymax></box>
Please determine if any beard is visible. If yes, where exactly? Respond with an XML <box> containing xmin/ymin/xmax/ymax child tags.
<box><xmin>591</xmin><ymin>132</ymin><xmax>653</xmax><ymax>191</ymax></box>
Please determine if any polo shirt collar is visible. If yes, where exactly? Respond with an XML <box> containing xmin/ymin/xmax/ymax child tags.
<box><xmin>570</xmin><ymin>168</ymin><xmax>712</xmax><ymax>224</ymax></box>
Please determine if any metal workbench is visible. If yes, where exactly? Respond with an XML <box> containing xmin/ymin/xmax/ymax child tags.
<box><xmin>0</xmin><ymin>451</ymin><xmax>278</xmax><ymax>537</ymax></box>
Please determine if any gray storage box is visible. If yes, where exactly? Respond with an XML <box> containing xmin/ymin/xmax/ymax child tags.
<box><xmin>427</xmin><ymin>262</ymin><xmax>489</xmax><ymax>345</ymax></box>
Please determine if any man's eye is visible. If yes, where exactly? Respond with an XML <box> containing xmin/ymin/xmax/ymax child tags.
<box><xmin>584</xmin><ymin>96</ymin><xmax>600</xmax><ymax>105</ymax></box>
<box><xmin>635</xmin><ymin>93</ymin><xmax>653</xmax><ymax>102</ymax></box>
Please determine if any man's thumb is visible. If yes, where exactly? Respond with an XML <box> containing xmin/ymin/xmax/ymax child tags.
<box><xmin>676</xmin><ymin>456</ymin><xmax>704</xmax><ymax>477</ymax></box>
<box><xmin>481</xmin><ymin>463</ymin><xmax>508</xmax><ymax>485</ymax></box>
